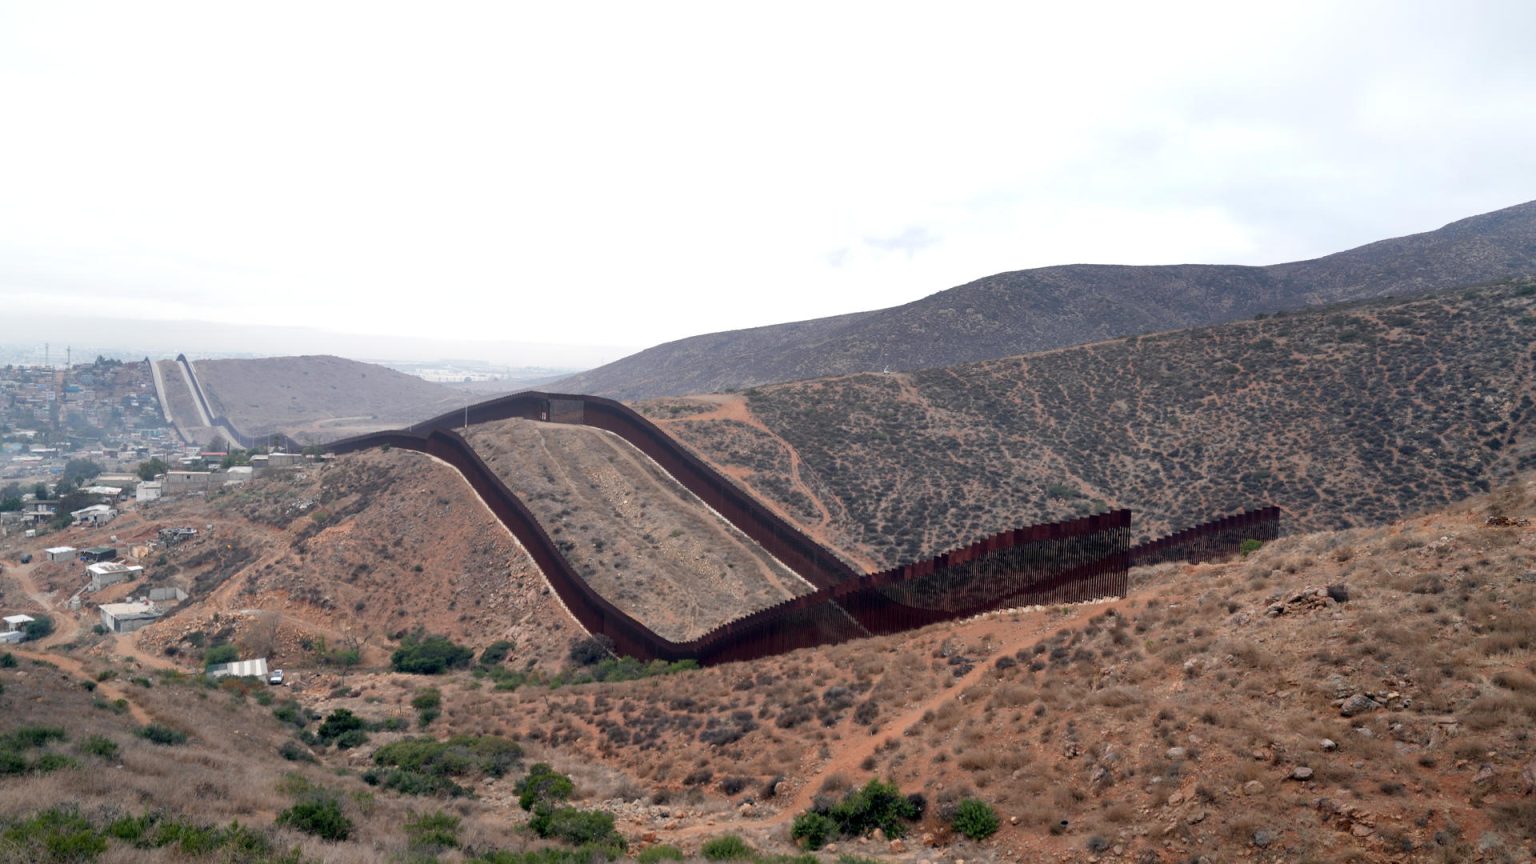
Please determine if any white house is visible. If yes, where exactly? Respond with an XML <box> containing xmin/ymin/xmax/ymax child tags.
<box><xmin>71</xmin><ymin>504</ymin><xmax>118</xmax><ymax>526</ymax></box>
<box><xmin>44</xmin><ymin>546</ymin><xmax>78</xmax><ymax>562</ymax></box>
<box><xmin>86</xmin><ymin>561</ymin><xmax>144</xmax><ymax>592</ymax></box>
<box><xmin>135</xmin><ymin>481</ymin><xmax>162</xmax><ymax>502</ymax></box>
<box><xmin>0</xmin><ymin>614</ymin><xmax>35</xmax><ymax>644</ymax></box>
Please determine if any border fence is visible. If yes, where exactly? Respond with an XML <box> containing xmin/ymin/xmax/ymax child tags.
<box><xmin>322</xmin><ymin>392</ymin><xmax>1281</xmax><ymax>665</ymax></box>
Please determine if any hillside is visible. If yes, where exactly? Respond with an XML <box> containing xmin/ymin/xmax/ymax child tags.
<box><xmin>191</xmin><ymin>354</ymin><xmax>467</xmax><ymax>443</ymax></box>
<box><xmin>465</xmin><ymin>418</ymin><xmax>813</xmax><ymax>641</ymax></box>
<box><xmin>559</xmin><ymin>200</ymin><xmax>1536</xmax><ymax>400</ymax></box>
<box><xmin>641</xmin><ymin>279</ymin><xmax>1536</xmax><ymax>568</ymax></box>
<box><xmin>4</xmin><ymin>462</ymin><xmax>1532</xmax><ymax>862</ymax></box>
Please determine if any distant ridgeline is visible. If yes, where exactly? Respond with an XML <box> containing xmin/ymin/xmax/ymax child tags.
<box><xmin>328</xmin><ymin>393</ymin><xmax>1279</xmax><ymax>665</ymax></box>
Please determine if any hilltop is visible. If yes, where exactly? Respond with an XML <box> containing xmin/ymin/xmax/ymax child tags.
<box><xmin>559</xmin><ymin>200</ymin><xmax>1536</xmax><ymax>400</ymax></box>
<box><xmin>641</xmin><ymin>279</ymin><xmax>1536</xmax><ymax>568</ymax></box>
<box><xmin>191</xmin><ymin>355</ymin><xmax>468</xmax><ymax>443</ymax></box>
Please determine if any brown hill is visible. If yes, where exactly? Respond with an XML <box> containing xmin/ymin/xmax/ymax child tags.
<box><xmin>191</xmin><ymin>354</ymin><xmax>467</xmax><ymax>443</ymax></box>
<box><xmin>641</xmin><ymin>279</ymin><xmax>1536</xmax><ymax>568</ymax></box>
<box><xmin>6</xmin><ymin>462</ymin><xmax>1530</xmax><ymax>863</ymax></box>
<box><xmin>559</xmin><ymin>200</ymin><xmax>1536</xmax><ymax>400</ymax></box>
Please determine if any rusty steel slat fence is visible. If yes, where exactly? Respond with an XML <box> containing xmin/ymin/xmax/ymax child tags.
<box><xmin>1128</xmin><ymin>506</ymin><xmax>1282</xmax><ymax>568</ymax></box>
<box><xmin>324</xmin><ymin>391</ymin><xmax>1275</xmax><ymax>665</ymax></box>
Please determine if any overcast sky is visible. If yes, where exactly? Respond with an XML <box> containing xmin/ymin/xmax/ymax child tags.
<box><xmin>1</xmin><ymin>1</ymin><xmax>1533</xmax><ymax>367</ymax></box>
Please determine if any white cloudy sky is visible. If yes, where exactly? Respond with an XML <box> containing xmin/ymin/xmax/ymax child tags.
<box><xmin>1</xmin><ymin>1</ymin><xmax>1533</xmax><ymax>366</ymax></box>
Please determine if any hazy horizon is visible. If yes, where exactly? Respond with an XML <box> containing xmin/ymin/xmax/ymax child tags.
<box><xmin>3</xmin><ymin>2</ymin><xmax>1533</xmax><ymax>363</ymax></box>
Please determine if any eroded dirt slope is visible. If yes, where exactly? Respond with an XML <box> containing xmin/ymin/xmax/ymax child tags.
<box><xmin>466</xmin><ymin>417</ymin><xmax>812</xmax><ymax>642</ymax></box>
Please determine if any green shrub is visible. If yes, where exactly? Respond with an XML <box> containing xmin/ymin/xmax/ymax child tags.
<box><xmin>412</xmin><ymin>687</ymin><xmax>442</xmax><ymax>727</ymax></box>
<box><xmin>637</xmin><ymin>844</ymin><xmax>685</xmax><ymax>863</ymax></box>
<box><xmin>316</xmin><ymin>709</ymin><xmax>367</xmax><ymax>747</ymax></box>
<box><xmin>701</xmin><ymin>834</ymin><xmax>754</xmax><ymax>861</ymax></box>
<box><xmin>136</xmin><ymin>724</ymin><xmax>189</xmax><ymax>746</ymax></box>
<box><xmin>0</xmin><ymin>652</ymin><xmax>15</xmax><ymax>668</ymax></box>
<box><xmin>391</xmin><ymin>632</ymin><xmax>474</xmax><ymax>674</ymax></box>
<box><xmin>30</xmin><ymin>753</ymin><xmax>78</xmax><ymax>774</ymax></box>
<box><xmin>825</xmin><ymin>779</ymin><xmax>919</xmax><ymax>839</ymax></box>
<box><xmin>791</xmin><ymin>811</ymin><xmax>837</xmax><ymax>850</ymax></box>
<box><xmin>366</xmin><ymin>735</ymin><xmax>522</xmax><ymax>796</ymax></box>
<box><xmin>279</xmin><ymin>740</ymin><xmax>316</xmax><ymax>763</ymax></box>
<box><xmin>530</xmin><ymin>807</ymin><xmax>625</xmax><ymax>850</ymax></box>
<box><xmin>1</xmin><ymin>806</ymin><xmax>107</xmax><ymax>861</ymax></box>
<box><xmin>2</xmin><ymin>726</ymin><xmax>67</xmax><ymax>750</ymax></box>
<box><xmin>480</xmin><ymin>639</ymin><xmax>515</xmax><ymax>666</ymax></box>
<box><xmin>516</xmin><ymin>763</ymin><xmax>575</xmax><ymax>811</ymax></box>
<box><xmin>951</xmin><ymin>798</ymin><xmax>999</xmax><ymax>840</ymax></box>
<box><xmin>202</xmin><ymin>643</ymin><xmax>239</xmax><ymax>667</ymax></box>
<box><xmin>405</xmin><ymin>810</ymin><xmax>461</xmax><ymax>849</ymax></box>
<box><xmin>21</xmin><ymin>615</ymin><xmax>54</xmax><ymax>642</ymax></box>
<box><xmin>76</xmin><ymin>736</ymin><xmax>119</xmax><ymax>761</ymax></box>
<box><xmin>277</xmin><ymin>794</ymin><xmax>352</xmax><ymax>841</ymax></box>
<box><xmin>411</xmin><ymin>687</ymin><xmax>442</xmax><ymax>712</ymax></box>
<box><xmin>567</xmin><ymin>635</ymin><xmax>614</xmax><ymax>667</ymax></box>
<box><xmin>1239</xmin><ymin>538</ymin><xmax>1265</xmax><ymax>557</ymax></box>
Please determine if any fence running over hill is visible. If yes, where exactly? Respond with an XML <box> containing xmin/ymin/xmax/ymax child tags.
<box><xmin>169</xmin><ymin>355</ymin><xmax>305</xmax><ymax>453</ymax></box>
<box><xmin>329</xmin><ymin>426</ymin><xmax>1131</xmax><ymax>664</ymax></box>
<box><xmin>324</xmin><ymin>392</ymin><xmax>1278</xmax><ymax>664</ymax></box>
<box><xmin>1128</xmin><ymin>506</ymin><xmax>1282</xmax><ymax>568</ymax></box>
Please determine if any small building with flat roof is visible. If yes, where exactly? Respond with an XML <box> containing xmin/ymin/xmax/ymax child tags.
<box><xmin>1</xmin><ymin>614</ymin><xmax>35</xmax><ymax>643</ymax></box>
<box><xmin>80</xmin><ymin>546</ymin><xmax>117</xmax><ymax>563</ymax></box>
<box><xmin>87</xmin><ymin>561</ymin><xmax>144</xmax><ymax>592</ymax></box>
<box><xmin>99</xmin><ymin>601</ymin><xmax>163</xmax><ymax>634</ymax></box>
<box><xmin>44</xmin><ymin>546</ymin><xmax>77</xmax><ymax>562</ymax></box>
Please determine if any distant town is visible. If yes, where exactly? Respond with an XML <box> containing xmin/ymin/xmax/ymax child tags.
<box><xmin>0</xmin><ymin>354</ymin><xmax>316</xmax><ymax>540</ymax></box>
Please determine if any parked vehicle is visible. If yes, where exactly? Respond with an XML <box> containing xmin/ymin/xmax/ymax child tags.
<box><xmin>268</xmin><ymin>669</ymin><xmax>284</xmax><ymax>686</ymax></box>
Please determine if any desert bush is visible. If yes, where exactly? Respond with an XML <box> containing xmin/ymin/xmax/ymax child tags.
<box><xmin>480</xmin><ymin>639</ymin><xmax>515</xmax><ymax>666</ymax></box>
<box><xmin>316</xmin><ymin>709</ymin><xmax>368</xmax><ymax>748</ymax></box>
<box><xmin>951</xmin><ymin>798</ymin><xmax>1000</xmax><ymax>840</ymax></box>
<box><xmin>568</xmin><ymin>635</ymin><xmax>616</xmax><ymax>667</ymax></box>
<box><xmin>791</xmin><ymin>811</ymin><xmax>838</xmax><ymax>850</ymax></box>
<box><xmin>1</xmin><ymin>807</ymin><xmax>108</xmax><ymax>861</ymax></box>
<box><xmin>278</xmin><ymin>740</ymin><xmax>316</xmax><ymax>763</ymax></box>
<box><xmin>136</xmin><ymin>724</ymin><xmax>188</xmax><ymax>746</ymax></box>
<box><xmin>804</xmin><ymin>779</ymin><xmax>921</xmax><ymax>841</ymax></box>
<box><xmin>202</xmin><ymin>643</ymin><xmax>239</xmax><ymax>667</ymax></box>
<box><xmin>75</xmin><ymin>735</ymin><xmax>118</xmax><ymax>761</ymax></box>
<box><xmin>517</xmin><ymin>763</ymin><xmax>576</xmax><ymax>811</ymax></box>
<box><xmin>530</xmin><ymin>807</ymin><xmax>625</xmax><ymax>851</ymax></box>
<box><xmin>701</xmin><ymin>834</ymin><xmax>755</xmax><ymax>861</ymax></box>
<box><xmin>367</xmin><ymin>735</ymin><xmax>522</xmax><ymax>796</ymax></box>
<box><xmin>405</xmin><ymin>810</ymin><xmax>461</xmax><ymax>849</ymax></box>
<box><xmin>638</xmin><ymin>844</ymin><xmax>685</xmax><ymax>863</ymax></box>
<box><xmin>20</xmin><ymin>615</ymin><xmax>53</xmax><ymax>642</ymax></box>
<box><xmin>276</xmin><ymin>793</ymin><xmax>352</xmax><ymax>841</ymax></box>
<box><xmin>392</xmin><ymin>631</ymin><xmax>474</xmax><ymax>674</ymax></box>
<box><xmin>412</xmin><ymin>687</ymin><xmax>443</xmax><ymax>727</ymax></box>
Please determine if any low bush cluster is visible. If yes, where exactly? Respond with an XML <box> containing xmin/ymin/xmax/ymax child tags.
<box><xmin>391</xmin><ymin>631</ymin><xmax>475</xmax><ymax>674</ymax></box>
<box><xmin>791</xmin><ymin>779</ymin><xmax>922</xmax><ymax>849</ymax></box>
<box><xmin>365</xmin><ymin>735</ymin><xmax>523</xmax><ymax>797</ymax></box>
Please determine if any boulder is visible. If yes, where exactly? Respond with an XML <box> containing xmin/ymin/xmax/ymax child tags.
<box><xmin>1340</xmin><ymin>694</ymin><xmax>1380</xmax><ymax>717</ymax></box>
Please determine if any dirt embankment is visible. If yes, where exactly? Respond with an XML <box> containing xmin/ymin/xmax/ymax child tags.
<box><xmin>468</xmin><ymin>418</ymin><xmax>813</xmax><ymax>642</ymax></box>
